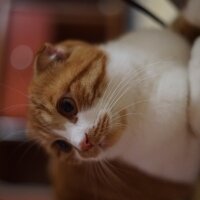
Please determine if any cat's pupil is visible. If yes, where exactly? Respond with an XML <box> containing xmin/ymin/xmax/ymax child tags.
<box><xmin>62</xmin><ymin>99</ymin><xmax>74</xmax><ymax>113</ymax></box>
<box><xmin>57</xmin><ymin>97</ymin><xmax>77</xmax><ymax>117</ymax></box>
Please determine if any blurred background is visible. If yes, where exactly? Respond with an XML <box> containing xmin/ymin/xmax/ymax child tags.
<box><xmin>0</xmin><ymin>0</ymin><xmax>188</xmax><ymax>199</ymax></box>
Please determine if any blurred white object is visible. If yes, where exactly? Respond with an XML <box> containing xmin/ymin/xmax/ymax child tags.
<box><xmin>133</xmin><ymin>0</ymin><xmax>178</xmax><ymax>29</ymax></box>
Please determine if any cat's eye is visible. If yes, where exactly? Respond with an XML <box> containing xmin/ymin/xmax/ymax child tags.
<box><xmin>57</xmin><ymin>97</ymin><xmax>77</xmax><ymax>118</ymax></box>
<box><xmin>52</xmin><ymin>139</ymin><xmax>72</xmax><ymax>153</ymax></box>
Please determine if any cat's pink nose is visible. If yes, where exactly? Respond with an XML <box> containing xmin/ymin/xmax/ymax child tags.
<box><xmin>80</xmin><ymin>134</ymin><xmax>93</xmax><ymax>151</ymax></box>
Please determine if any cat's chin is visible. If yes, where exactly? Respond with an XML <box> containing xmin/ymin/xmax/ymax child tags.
<box><xmin>72</xmin><ymin>146</ymin><xmax>105</xmax><ymax>162</ymax></box>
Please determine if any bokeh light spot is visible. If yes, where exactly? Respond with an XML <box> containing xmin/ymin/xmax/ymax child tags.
<box><xmin>11</xmin><ymin>45</ymin><xmax>33</xmax><ymax>70</ymax></box>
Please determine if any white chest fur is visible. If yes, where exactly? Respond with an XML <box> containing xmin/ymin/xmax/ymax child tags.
<box><xmin>100</xmin><ymin>29</ymin><xmax>200</xmax><ymax>183</ymax></box>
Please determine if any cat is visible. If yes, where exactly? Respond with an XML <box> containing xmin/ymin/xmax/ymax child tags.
<box><xmin>28</xmin><ymin>0</ymin><xmax>200</xmax><ymax>199</ymax></box>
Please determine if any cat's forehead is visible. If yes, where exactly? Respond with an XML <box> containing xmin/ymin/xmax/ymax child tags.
<box><xmin>30</xmin><ymin>41</ymin><xmax>107</xmax><ymax>110</ymax></box>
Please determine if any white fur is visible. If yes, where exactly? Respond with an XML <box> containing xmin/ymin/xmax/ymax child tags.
<box><xmin>99</xmin><ymin>29</ymin><xmax>200</xmax><ymax>183</ymax></box>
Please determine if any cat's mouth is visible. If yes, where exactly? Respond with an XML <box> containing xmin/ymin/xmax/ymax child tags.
<box><xmin>77</xmin><ymin>145</ymin><xmax>101</xmax><ymax>159</ymax></box>
<box><xmin>76</xmin><ymin>134</ymin><xmax>106</xmax><ymax>159</ymax></box>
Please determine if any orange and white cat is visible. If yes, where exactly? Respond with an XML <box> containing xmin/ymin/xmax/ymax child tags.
<box><xmin>28</xmin><ymin>0</ymin><xmax>200</xmax><ymax>192</ymax></box>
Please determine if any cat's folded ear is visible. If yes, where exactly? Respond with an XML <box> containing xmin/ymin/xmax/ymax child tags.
<box><xmin>34</xmin><ymin>43</ymin><xmax>70</xmax><ymax>75</ymax></box>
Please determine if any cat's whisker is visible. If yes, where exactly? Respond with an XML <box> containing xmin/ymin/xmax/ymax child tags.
<box><xmin>93</xmin><ymin>164</ymin><xmax>103</xmax><ymax>200</ymax></box>
<box><xmin>134</xmin><ymin>60</ymin><xmax>173</xmax><ymax>85</ymax></box>
<box><xmin>103</xmin><ymin>80</ymin><xmax>132</xmax><ymax>114</ymax></box>
<box><xmin>16</xmin><ymin>140</ymin><xmax>41</xmax><ymax>165</ymax></box>
<box><xmin>5</xmin><ymin>137</ymin><xmax>41</xmax><ymax>168</ymax></box>
<box><xmin>112</xmin><ymin>103</ymin><xmax>181</xmax><ymax>125</ymax></box>
<box><xmin>103</xmin><ymin>159</ymin><xmax>143</xmax><ymax>197</ymax></box>
<box><xmin>112</xmin><ymin>112</ymin><xmax>144</xmax><ymax>122</ymax></box>
<box><xmin>93</xmin><ymin>163</ymin><xmax>104</xmax><ymax>200</ymax></box>
<box><xmin>98</xmin><ymin>161</ymin><xmax>120</xmax><ymax>190</ymax></box>
<box><xmin>0</xmin><ymin>103</ymin><xmax>32</xmax><ymax>113</ymax></box>
<box><xmin>102</xmin><ymin>159</ymin><xmax>122</xmax><ymax>178</ymax></box>
<box><xmin>100</xmin><ymin>160</ymin><xmax>127</xmax><ymax>196</ymax></box>
<box><xmin>93</xmin><ymin>121</ymin><xmax>128</xmax><ymax>136</ymax></box>
<box><xmin>144</xmin><ymin>59</ymin><xmax>173</xmax><ymax>68</ymax></box>
<box><xmin>107</xmin><ymin>85</ymin><xmax>132</xmax><ymax>112</ymax></box>
<box><xmin>84</xmin><ymin>164</ymin><xmax>95</xmax><ymax>196</ymax></box>
<box><xmin>105</xmin><ymin>80</ymin><xmax>138</xmax><ymax>112</ymax></box>
<box><xmin>112</xmin><ymin>102</ymin><xmax>175</xmax><ymax>122</ymax></box>
<box><xmin>103</xmin><ymin>66</ymin><xmax>148</xmax><ymax>112</ymax></box>
<box><xmin>111</xmin><ymin>99</ymin><xmax>150</xmax><ymax>118</ymax></box>
<box><xmin>93</xmin><ymin>164</ymin><xmax>101</xmax><ymax>200</ymax></box>
<box><xmin>107</xmin><ymin>68</ymin><xmax>139</xmax><ymax>103</ymax></box>
<box><xmin>108</xmin><ymin>71</ymin><xmax>160</xmax><ymax>112</ymax></box>
<box><xmin>91</xmin><ymin>111</ymin><xmax>144</xmax><ymax>136</ymax></box>
<box><xmin>101</xmin><ymin>78</ymin><xmax>126</xmax><ymax>114</ymax></box>
<box><xmin>0</xmin><ymin>129</ymin><xmax>27</xmax><ymax>140</ymax></box>
<box><xmin>134</xmin><ymin>72</ymin><xmax>159</xmax><ymax>87</ymax></box>
<box><xmin>98</xmin><ymin>161</ymin><xmax>113</xmax><ymax>184</ymax></box>
<box><xmin>99</xmin><ymin>72</ymin><xmax>119</xmax><ymax>107</ymax></box>
<box><xmin>94</xmin><ymin>73</ymin><xmax>118</xmax><ymax>124</ymax></box>
<box><xmin>15</xmin><ymin>70</ymin><xmax>29</xmax><ymax>86</ymax></box>
<box><xmin>101</xmin><ymin>68</ymin><xmax>136</xmax><ymax>112</ymax></box>
<box><xmin>0</xmin><ymin>83</ymin><xmax>30</xmax><ymax>98</ymax></box>
<box><xmin>94</xmin><ymin>76</ymin><xmax>129</xmax><ymax>124</ymax></box>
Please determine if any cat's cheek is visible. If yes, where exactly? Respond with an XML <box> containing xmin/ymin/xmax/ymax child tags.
<box><xmin>103</xmin><ymin>129</ymin><xmax>124</xmax><ymax>148</ymax></box>
<box><xmin>101</xmin><ymin>114</ymin><xmax>127</xmax><ymax>148</ymax></box>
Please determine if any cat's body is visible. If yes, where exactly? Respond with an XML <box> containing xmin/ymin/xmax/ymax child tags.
<box><xmin>28</xmin><ymin>0</ymin><xmax>200</xmax><ymax>199</ymax></box>
<box><xmin>99</xmin><ymin>29</ymin><xmax>200</xmax><ymax>183</ymax></box>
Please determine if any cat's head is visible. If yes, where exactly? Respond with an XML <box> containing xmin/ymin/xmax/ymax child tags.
<box><xmin>28</xmin><ymin>41</ymin><xmax>127</xmax><ymax>161</ymax></box>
